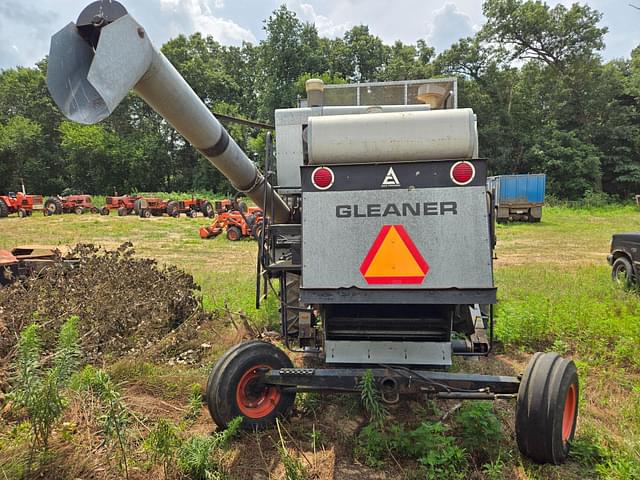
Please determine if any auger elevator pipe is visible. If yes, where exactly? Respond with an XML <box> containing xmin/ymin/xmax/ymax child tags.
<box><xmin>46</xmin><ymin>0</ymin><xmax>290</xmax><ymax>223</ymax></box>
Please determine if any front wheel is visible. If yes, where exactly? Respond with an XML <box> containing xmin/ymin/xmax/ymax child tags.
<box><xmin>612</xmin><ymin>257</ymin><xmax>634</xmax><ymax>285</ymax></box>
<box><xmin>206</xmin><ymin>341</ymin><xmax>295</xmax><ymax>430</ymax></box>
<box><xmin>516</xmin><ymin>352</ymin><xmax>579</xmax><ymax>464</ymax></box>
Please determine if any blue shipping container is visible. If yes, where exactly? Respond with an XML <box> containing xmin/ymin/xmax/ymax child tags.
<box><xmin>489</xmin><ymin>174</ymin><xmax>546</xmax><ymax>205</ymax></box>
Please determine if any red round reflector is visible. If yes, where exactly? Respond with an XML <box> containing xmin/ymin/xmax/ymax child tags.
<box><xmin>450</xmin><ymin>161</ymin><xmax>475</xmax><ymax>185</ymax></box>
<box><xmin>311</xmin><ymin>167</ymin><xmax>334</xmax><ymax>190</ymax></box>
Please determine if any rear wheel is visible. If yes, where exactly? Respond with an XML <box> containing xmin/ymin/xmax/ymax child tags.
<box><xmin>44</xmin><ymin>197</ymin><xmax>63</xmax><ymax>215</ymax></box>
<box><xmin>18</xmin><ymin>208</ymin><xmax>27</xmax><ymax>218</ymax></box>
<box><xmin>0</xmin><ymin>199</ymin><xmax>7</xmax><ymax>218</ymax></box>
<box><xmin>206</xmin><ymin>341</ymin><xmax>295</xmax><ymax>430</ymax></box>
<box><xmin>202</xmin><ymin>201</ymin><xmax>214</xmax><ymax>218</ymax></box>
<box><xmin>166</xmin><ymin>201</ymin><xmax>179</xmax><ymax>217</ymax></box>
<box><xmin>516</xmin><ymin>352</ymin><xmax>579</xmax><ymax>464</ymax></box>
<box><xmin>227</xmin><ymin>226</ymin><xmax>242</xmax><ymax>241</ymax></box>
<box><xmin>612</xmin><ymin>257</ymin><xmax>634</xmax><ymax>285</ymax></box>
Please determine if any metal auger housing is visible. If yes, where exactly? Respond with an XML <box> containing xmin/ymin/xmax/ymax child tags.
<box><xmin>46</xmin><ymin>0</ymin><xmax>290</xmax><ymax>223</ymax></box>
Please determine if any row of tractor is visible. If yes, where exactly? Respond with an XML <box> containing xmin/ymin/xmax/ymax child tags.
<box><xmin>99</xmin><ymin>195</ymin><xmax>215</xmax><ymax>218</ymax></box>
<box><xmin>1</xmin><ymin>189</ymin><xmax>262</xmax><ymax>242</ymax></box>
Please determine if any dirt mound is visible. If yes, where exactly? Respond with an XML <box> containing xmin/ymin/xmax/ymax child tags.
<box><xmin>0</xmin><ymin>243</ymin><xmax>212</xmax><ymax>366</ymax></box>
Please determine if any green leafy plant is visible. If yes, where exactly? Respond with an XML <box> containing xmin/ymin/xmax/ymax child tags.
<box><xmin>354</xmin><ymin>423</ymin><xmax>388</xmax><ymax>468</ymax></box>
<box><xmin>186</xmin><ymin>383</ymin><xmax>203</xmax><ymax>420</ymax></box>
<box><xmin>176</xmin><ymin>416</ymin><xmax>242</xmax><ymax>480</ymax></box>
<box><xmin>177</xmin><ymin>435</ymin><xmax>220</xmax><ymax>480</ymax></box>
<box><xmin>276</xmin><ymin>418</ymin><xmax>307</xmax><ymax>480</ymax></box>
<box><xmin>356</xmin><ymin>420</ymin><xmax>468</xmax><ymax>476</ymax></box>
<box><xmin>70</xmin><ymin>365</ymin><xmax>131</xmax><ymax>480</ymax></box>
<box><xmin>454</xmin><ymin>401</ymin><xmax>503</xmax><ymax>461</ymax></box>
<box><xmin>359</xmin><ymin>369</ymin><xmax>387</xmax><ymax>426</ymax></box>
<box><xmin>144</xmin><ymin>419</ymin><xmax>181</xmax><ymax>479</ymax></box>
<box><xmin>10</xmin><ymin>317</ymin><xmax>80</xmax><ymax>453</ymax></box>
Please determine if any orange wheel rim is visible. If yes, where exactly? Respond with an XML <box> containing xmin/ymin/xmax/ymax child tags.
<box><xmin>562</xmin><ymin>383</ymin><xmax>577</xmax><ymax>442</ymax></box>
<box><xmin>236</xmin><ymin>364</ymin><xmax>280</xmax><ymax>419</ymax></box>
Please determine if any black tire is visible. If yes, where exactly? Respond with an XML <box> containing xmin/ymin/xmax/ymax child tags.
<box><xmin>202</xmin><ymin>201</ymin><xmax>214</xmax><ymax>218</ymax></box>
<box><xmin>251</xmin><ymin>221</ymin><xmax>263</xmax><ymax>241</ymax></box>
<box><xmin>18</xmin><ymin>208</ymin><xmax>27</xmax><ymax>218</ymax></box>
<box><xmin>74</xmin><ymin>206</ymin><xmax>84</xmax><ymax>215</ymax></box>
<box><xmin>141</xmin><ymin>209</ymin><xmax>152</xmax><ymax>219</ymax></box>
<box><xmin>227</xmin><ymin>226</ymin><xmax>242</xmax><ymax>241</ymax></box>
<box><xmin>133</xmin><ymin>199</ymin><xmax>143</xmax><ymax>216</ymax></box>
<box><xmin>117</xmin><ymin>207</ymin><xmax>127</xmax><ymax>216</ymax></box>
<box><xmin>612</xmin><ymin>257</ymin><xmax>634</xmax><ymax>285</ymax></box>
<box><xmin>516</xmin><ymin>352</ymin><xmax>579</xmax><ymax>465</ymax></box>
<box><xmin>44</xmin><ymin>197</ymin><xmax>63</xmax><ymax>215</ymax></box>
<box><xmin>166</xmin><ymin>201</ymin><xmax>179</xmax><ymax>217</ymax></box>
<box><xmin>206</xmin><ymin>341</ymin><xmax>295</xmax><ymax>430</ymax></box>
<box><xmin>188</xmin><ymin>209</ymin><xmax>197</xmax><ymax>218</ymax></box>
<box><xmin>100</xmin><ymin>207</ymin><xmax>110</xmax><ymax>216</ymax></box>
<box><xmin>0</xmin><ymin>199</ymin><xmax>7</xmax><ymax>218</ymax></box>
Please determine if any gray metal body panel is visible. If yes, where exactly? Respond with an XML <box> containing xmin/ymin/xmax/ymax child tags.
<box><xmin>325</xmin><ymin>340</ymin><xmax>451</xmax><ymax>365</ymax></box>
<box><xmin>302</xmin><ymin>186</ymin><xmax>493</xmax><ymax>292</ymax></box>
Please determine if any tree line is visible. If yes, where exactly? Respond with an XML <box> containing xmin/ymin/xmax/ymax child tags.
<box><xmin>0</xmin><ymin>0</ymin><xmax>638</xmax><ymax>200</ymax></box>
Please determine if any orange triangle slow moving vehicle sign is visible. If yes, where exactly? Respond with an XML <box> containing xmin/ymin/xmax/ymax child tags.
<box><xmin>359</xmin><ymin>225</ymin><xmax>429</xmax><ymax>284</ymax></box>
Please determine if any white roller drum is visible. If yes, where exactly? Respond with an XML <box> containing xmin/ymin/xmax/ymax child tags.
<box><xmin>307</xmin><ymin>108</ymin><xmax>477</xmax><ymax>164</ymax></box>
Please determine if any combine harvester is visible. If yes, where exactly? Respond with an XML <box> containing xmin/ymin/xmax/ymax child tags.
<box><xmin>47</xmin><ymin>1</ymin><xmax>579</xmax><ymax>465</ymax></box>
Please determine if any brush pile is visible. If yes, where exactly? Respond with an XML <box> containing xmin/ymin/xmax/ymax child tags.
<box><xmin>0</xmin><ymin>243</ymin><xmax>212</xmax><ymax>366</ymax></box>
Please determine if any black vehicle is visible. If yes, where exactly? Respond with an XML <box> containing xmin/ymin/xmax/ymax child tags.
<box><xmin>608</xmin><ymin>233</ymin><xmax>640</xmax><ymax>284</ymax></box>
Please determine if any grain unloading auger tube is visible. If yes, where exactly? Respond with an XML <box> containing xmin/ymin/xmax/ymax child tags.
<box><xmin>45</xmin><ymin>0</ymin><xmax>290</xmax><ymax>224</ymax></box>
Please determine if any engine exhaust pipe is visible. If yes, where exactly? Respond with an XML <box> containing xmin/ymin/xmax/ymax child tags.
<box><xmin>46</xmin><ymin>1</ymin><xmax>290</xmax><ymax>223</ymax></box>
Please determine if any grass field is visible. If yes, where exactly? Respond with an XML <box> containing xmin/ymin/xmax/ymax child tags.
<box><xmin>0</xmin><ymin>205</ymin><xmax>639</xmax><ymax>479</ymax></box>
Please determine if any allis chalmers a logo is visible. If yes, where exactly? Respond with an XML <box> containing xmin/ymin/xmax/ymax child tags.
<box><xmin>381</xmin><ymin>167</ymin><xmax>400</xmax><ymax>187</ymax></box>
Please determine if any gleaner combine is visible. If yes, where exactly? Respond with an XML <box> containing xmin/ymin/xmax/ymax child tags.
<box><xmin>47</xmin><ymin>1</ymin><xmax>579</xmax><ymax>465</ymax></box>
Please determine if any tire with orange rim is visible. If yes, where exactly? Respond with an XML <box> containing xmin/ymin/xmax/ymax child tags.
<box><xmin>206</xmin><ymin>340</ymin><xmax>295</xmax><ymax>430</ymax></box>
<box><xmin>516</xmin><ymin>352</ymin><xmax>579</xmax><ymax>464</ymax></box>
<box><xmin>227</xmin><ymin>226</ymin><xmax>242</xmax><ymax>241</ymax></box>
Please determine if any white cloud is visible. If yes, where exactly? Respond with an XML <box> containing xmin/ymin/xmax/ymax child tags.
<box><xmin>158</xmin><ymin>0</ymin><xmax>255</xmax><ymax>45</ymax></box>
<box><xmin>285</xmin><ymin>0</ymin><xmax>352</xmax><ymax>38</ymax></box>
<box><xmin>426</xmin><ymin>2</ymin><xmax>478</xmax><ymax>53</ymax></box>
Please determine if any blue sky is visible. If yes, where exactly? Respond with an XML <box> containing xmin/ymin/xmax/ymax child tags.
<box><xmin>0</xmin><ymin>1</ymin><xmax>638</xmax><ymax>70</ymax></box>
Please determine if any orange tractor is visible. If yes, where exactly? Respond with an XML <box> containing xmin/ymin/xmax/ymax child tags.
<box><xmin>0</xmin><ymin>192</ymin><xmax>44</xmax><ymax>218</ymax></box>
<box><xmin>100</xmin><ymin>194</ymin><xmax>141</xmax><ymax>216</ymax></box>
<box><xmin>199</xmin><ymin>199</ymin><xmax>263</xmax><ymax>241</ymax></box>
<box><xmin>44</xmin><ymin>195</ymin><xmax>99</xmax><ymax>215</ymax></box>
<box><xmin>166</xmin><ymin>198</ymin><xmax>215</xmax><ymax>218</ymax></box>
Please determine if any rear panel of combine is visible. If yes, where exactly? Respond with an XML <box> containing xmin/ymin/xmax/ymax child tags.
<box><xmin>300</xmin><ymin>160</ymin><xmax>495</xmax><ymax>366</ymax></box>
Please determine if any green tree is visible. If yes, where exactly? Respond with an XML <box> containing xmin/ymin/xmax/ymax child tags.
<box><xmin>482</xmin><ymin>0</ymin><xmax>607</xmax><ymax>70</ymax></box>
